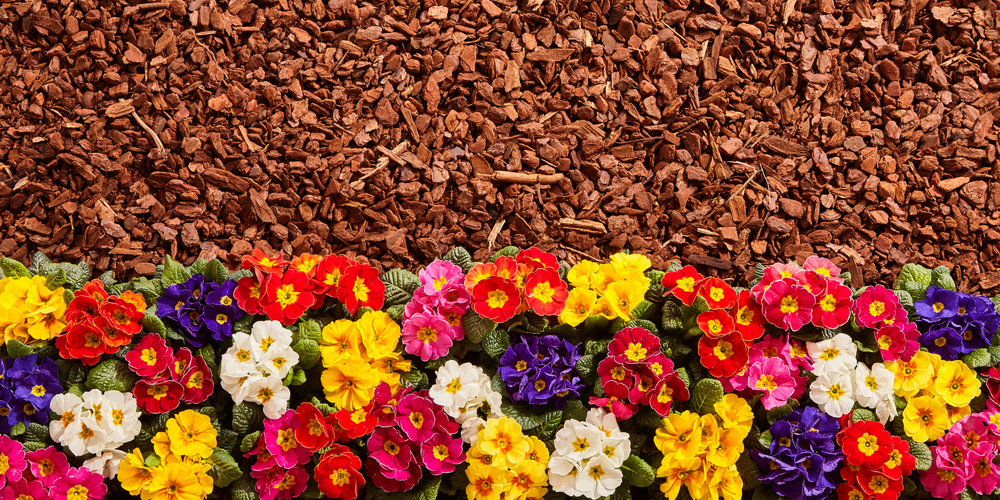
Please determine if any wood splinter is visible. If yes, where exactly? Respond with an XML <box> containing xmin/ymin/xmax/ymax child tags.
<box><xmin>483</xmin><ymin>171</ymin><xmax>565</xmax><ymax>184</ymax></box>
<box><xmin>559</xmin><ymin>218</ymin><xmax>607</xmax><ymax>234</ymax></box>
<box><xmin>131</xmin><ymin>111</ymin><xmax>166</xmax><ymax>154</ymax></box>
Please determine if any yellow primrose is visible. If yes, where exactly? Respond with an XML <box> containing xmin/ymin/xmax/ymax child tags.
<box><xmin>320</xmin><ymin>319</ymin><xmax>362</xmax><ymax>364</ymax></box>
<box><xmin>609</xmin><ymin>252</ymin><xmax>651</xmax><ymax>284</ymax></box>
<box><xmin>355</xmin><ymin>311</ymin><xmax>401</xmax><ymax>360</ymax></box>
<box><xmin>885</xmin><ymin>351</ymin><xmax>933</xmax><ymax>398</ymax></box>
<box><xmin>933</xmin><ymin>360</ymin><xmax>981</xmax><ymax>407</ymax></box>
<box><xmin>559</xmin><ymin>288</ymin><xmax>598</xmax><ymax>327</ymax></box>
<box><xmin>902</xmin><ymin>395</ymin><xmax>949</xmax><ymax>442</ymax></box>
<box><xmin>657</xmin><ymin>454</ymin><xmax>705</xmax><ymax>500</ymax></box>
<box><xmin>603</xmin><ymin>281</ymin><xmax>644</xmax><ymax>321</ymax></box>
<box><xmin>321</xmin><ymin>358</ymin><xmax>379</xmax><ymax>411</ymax></box>
<box><xmin>477</xmin><ymin>417</ymin><xmax>530</xmax><ymax>469</ymax></box>
<box><xmin>654</xmin><ymin>411</ymin><xmax>703</xmax><ymax>459</ymax></box>
<box><xmin>714</xmin><ymin>394</ymin><xmax>753</xmax><ymax>431</ymax></box>
<box><xmin>566</xmin><ymin>260</ymin><xmax>601</xmax><ymax>290</ymax></box>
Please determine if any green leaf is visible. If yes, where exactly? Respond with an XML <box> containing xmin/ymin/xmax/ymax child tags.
<box><xmin>142</xmin><ymin>313</ymin><xmax>166</xmax><ymax>335</ymax></box>
<box><xmin>851</xmin><ymin>408</ymin><xmax>876</xmax><ymax>422</ymax></box>
<box><xmin>284</xmin><ymin>368</ymin><xmax>307</xmax><ymax>386</ymax></box>
<box><xmin>381</xmin><ymin>269</ymin><xmax>421</xmax><ymax>295</ymax></box>
<box><xmin>30</xmin><ymin>251</ymin><xmax>52</xmax><ymax>271</ymax></box>
<box><xmin>387</xmin><ymin>304</ymin><xmax>406</xmax><ymax>322</ymax></box>
<box><xmin>931</xmin><ymin>266</ymin><xmax>956</xmax><ymax>291</ymax></box>
<box><xmin>758</xmin><ymin>430</ymin><xmax>773</xmax><ymax>449</ymax></box>
<box><xmin>230</xmin><ymin>475</ymin><xmax>257</xmax><ymax>500</ymax></box>
<box><xmin>740</xmin><ymin>452</ymin><xmax>764</xmax><ymax>491</ymax></box>
<box><xmin>576</xmin><ymin>354</ymin><xmax>595</xmax><ymax>378</ymax></box>
<box><xmin>461</xmin><ymin>312</ymin><xmax>496</xmax><ymax>344</ymax></box>
<box><xmin>44</xmin><ymin>268</ymin><xmax>67</xmax><ymax>290</ymax></box>
<box><xmin>188</xmin><ymin>259</ymin><xmax>208</xmax><ymax>275</ymax></box>
<box><xmin>86</xmin><ymin>359</ymin><xmax>140</xmax><ymax>393</ymax></box>
<box><xmin>482</xmin><ymin>329</ymin><xmax>511</xmax><ymax>359</ymax></box>
<box><xmin>629</xmin><ymin>300</ymin><xmax>655</xmax><ymax>320</ymax></box>
<box><xmin>25</xmin><ymin>422</ymin><xmax>49</xmax><ymax>444</ymax></box>
<box><xmin>661</xmin><ymin>301</ymin><xmax>683</xmax><ymax>332</ymax></box>
<box><xmin>443</xmin><ymin>247</ymin><xmax>473</xmax><ymax>273</ymax></box>
<box><xmin>204</xmin><ymin>259</ymin><xmax>228</xmax><ymax>285</ymax></box>
<box><xmin>963</xmin><ymin>348</ymin><xmax>993</xmax><ymax>369</ymax></box>
<box><xmin>767</xmin><ymin>404</ymin><xmax>796</xmax><ymax>424</ymax></box>
<box><xmin>625</xmin><ymin>319</ymin><xmax>659</xmax><ymax>335</ymax></box>
<box><xmin>292</xmin><ymin>339</ymin><xmax>320</xmax><ymax>369</ymax></box>
<box><xmin>217</xmin><ymin>429</ymin><xmax>238</xmax><ymax>453</ymax></box>
<box><xmin>907</xmin><ymin>439</ymin><xmax>933</xmax><ymax>470</ymax></box>
<box><xmin>206</xmin><ymin>448</ymin><xmax>242</xmax><ymax>488</ymax></box>
<box><xmin>161</xmin><ymin>255</ymin><xmax>191</xmax><ymax>286</ymax></box>
<box><xmin>9</xmin><ymin>422</ymin><xmax>25</xmax><ymax>436</ymax></box>
<box><xmin>383</xmin><ymin>283</ymin><xmax>412</xmax><ymax>307</ymax></box>
<box><xmin>893</xmin><ymin>289</ymin><xmax>913</xmax><ymax>308</ymax></box>
<box><xmin>0</xmin><ymin>257</ymin><xmax>31</xmax><ymax>278</ymax></box>
<box><xmin>5</xmin><ymin>339</ymin><xmax>33</xmax><ymax>358</ymax></box>
<box><xmin>620</xmin><ymin>454</ymin><xmax>656</xmax><ymax>487</ymax></box>
<box><xmin>240</xmin><ymin>431</ymin><xmax>262</xmax><ymax>454</ymax></box>
<box><xmin>21</xmin><ymin>441</ymin><xmax>46</xmax><ymax>453</ymax></box>
<box><xmin>894</xmin><ymin>263</ymin><xmax>933</xmax><ymax>301</ymax></box>
<box><xmin>689</xmin><ymin>378</ymin><xmax>724</xmax><ymax>415</ymax></box>
<box><xmin>500</xmin><ymin>402</ymin><xmax>547</xmax><ymax>431</ymax></box>
<box><xmin>401</xmin><ymin>370</ymin><xmax>430</xmax><ymax>390</ymax></box>
<box><xmin>585</xmin><ymin>340</ymin><xmax>612</xmax><ymax>355</ymax></box>
<box><xmin>231</xmin><ymin>403</ymin><xmax>264</xmax><ymax>434</ymax></box>
<box><xmin>491</xmin><ymin>246</ymin><xmax>520</xmax><ymax>261</ymax></box>
<box><xmin>563</xmin><ymin>399</ymin><xmax>588</xmax><ymax>422</ymax></box>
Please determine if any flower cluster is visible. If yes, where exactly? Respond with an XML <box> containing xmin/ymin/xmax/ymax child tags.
<box><xmin>0</xmin><ymin>436</ymin><xmax>107</xmax><ymax>500</ymax></box>
<box><xmin>428</xmin><ymin>360</ymin><xmax>504</xmax><ymax>443</ymax></box>
<box><xmin>753</xmin><ymin>406</ymin><xmax>842</xmax><ymax>500</ymax></box>
<box><xmin>549</xmin><ymin>409</ymin><xmax>629</xmax><ymax>499</ymax></box>
<box><xmin>887</xmin><ymin>351</ymin><xmax>982</xmax><ymax>442</ymax></box>
<box><xmin>49</xmin><ymin>389</ymin><xmax>141</xmax><ymax>476</ymax></box>
<box><xmin>722</xmin><ymin>335</ymin><xmax>810</xmax><ymax>410</ymax></box>
<box><xmin>654</xmin><ymin>395</ymin><xmax>752</xmax><ymax>500</ymax></box>
<box><xmin>920</xmin><ymin>411</ymin><xmax>1000</xmax><ymax>499</ymax></box>
<box><xmin>850</xmin><ymin>286</ymin><xmax>921</xmax><ymax>362</ymax></box>
<box><xmin>157</xmin><ymin>274</ymin><xmax>243</xmax><ymax>346</ymax></box>
<box><xmin>320</xmin><ymin>311</ymin><xmax>410</xmax><ymax>411</ymax></box>
<box><xmin>839</xmin><ymin>420</ymin><xmax>915</xmax><ymax>500</ymax></box>
<box><xmin>594</xmin><ymin>327</ymin><xmax>687</xmax><ymax>419</ymax></box>
<box><xmin>807</xmin><ymin>334</ymin><xmax>897</xmax><ymax>421</ymax></box>
<box><xmin>0</xmin><ymin>354</ymin><xmax>61</xmax><ymax>432</ymax></box>
<box><xmin>915</xmin><ymin>286</ymin><xmax>1000</xmax><ymax>360</ymax></box>
<box><xmin>127</xmin><ymin>334</ymin><xmax>214</xmax><ymax>413</ymax></box>
<box><xmin>467</xmin><ymin>248</ymin><xmax>567</xmax><ymax>323</ymax></box>
<box><xmin>499</xmin><ymin>334</ymin><xmax>584</xmax><ymax>406</ymax></box>
<box><xmin>367</xmin><ymin>386</ymin><xmax>464</xmax><ymax>492</ymax></box>
<box><xmin>748</xmin><ymin>257</ymin><xmax>852</xmax><ymax>331</ymax></box>
<box><xmin>236</xmin><ymin>250</ymin><xmax>385</xmax><ymax>323</ymax></box>
<box><xmin>401</xmin><ymin>260</ymin><xmax>470</xmax><ymax>361</ymax></box>
<box><xmin>466</xmin><ymin>416</ymin><xmax>549</xmax><ymax>500</ymax></box>
<box><xmin>117</xmin><ymin>410</ymin><xmax>216</xmax><ymax>500</ymax></box>
<box><xmin>220</xmin><ymin>321</ymin><xmax>297</xmax><ymax>418</ymax></box>
<box><xmin>662</xmin><ymin>266</ymin><xmax>767</xmax><ymax>377</ymax></box>
<box><xmin>0</xmin><ymin>275</ymin><xmax>67</xmax><ymax>345</ymax></box>
<box><xmin>56</xmin><ymin>281</ymin><xmax>145</xmax><ymax>364</ymax></box>
<box><xmin>246</xmin><ymin>408</ymin><xmax>312</xmax><ymax>500</ymax></box>
<box><xmin>560</xmin><ymin>252</ymin><xmax>652</xmax><ymax>325</ymax></box>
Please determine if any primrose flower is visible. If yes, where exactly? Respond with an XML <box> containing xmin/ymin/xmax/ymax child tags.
<box><xmin>732</xmin><ymin>289</ymin><xmax>766</xmax><ymax>341</ymax></box>
<box><xmin>747</xmin><ymin>357</ymin><xmax>795</xmax><ymax>409</ymax></box>
<box><xmin>803</xmin><ymin>256</ymin><xmax>841</xmax><ymax>278</ymax></box>
<box><xmin>915</xmin><ymin>286</ymin><xmax>959</xmax><ymax>321</ymax></box>
<box><xmin>806</xmin><ymin>333</ymin><xmax>857</xmax><ymax>376</ymax></box>
<box><xmin>660</xmin><ymin>266</ymin><xmax>704</xmax><ymax>305</ymax></box>
<box><xmin>471</xmin><ymin>276</ymin><xmax>520</xmax><ymax>322</ymax></box>
<box><xmin>760</xmin><ymin>278</ymin><xmax>815</xmax><ymax>331</ymax></box>
<box><xmin>401</xmin><ymin>312</ymin><xmax>454</xmax><ymax>362</ymax></box>
<box><xmin>338</xmin><ymin>263</ymin><xmax>386</xmax><ymax>315</ymax></box>
<box><xmin>853</xmin><ymin>285</ymin><xmax>899</xmax><ymax>328</ymax></box>
<box><xmin>418</xmin><ymin>260</ymin><xmax>465</xmax><ymax>298</ymax></box>
<box><xmin>810</xmin><ymin>280</ymin><xmax>852</xmax><ymax>329</ymax></box>
<box><xmin>559</xmin><ymin>288</ymin><xmax>598</xmax><ymax>327</ymax></box>
<box><xmin>698</xmin><ymin>278</ymin><xmax>736</xmax><ymax>309</ymax></box>
<box><xmin>903</xmin><ymin>395</ymin><xmax>948</xmax><ymax>442</ymax></box>
<box><xmin>809</xmin><ymin>369</ymin><xmax>855</xmax><ymax>418</ymax></box>
<box><xmin>934</xmin><ymin>360</ymin><xmax>981</xmax><ymax>407</ymax></box>
<box><xmin>524</xmin><ymin>268</ymin><xmax>568</xmax><ymax>316</ymax></box>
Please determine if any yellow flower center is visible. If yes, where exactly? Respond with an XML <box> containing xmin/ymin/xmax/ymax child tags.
<box><xmin>779</xmin><ymin>295</ymin><xmax>799</xmax><ymax>314</ymax></box>
<box><xmin>141</xmin><ymin>348</ymin><xmax>158</xmax><ymax>366</ymax></box>
<box><xmin>276</xmin><ymin>428</ymin><xmax>298</xmax><ymax>451</ymax></box>
<box><xmin>935</xmin><ymin>337</ymin><xmax>948</xmax><ymax>347</ymax></box>
<box><xmin>486</xmin><ymin>290</ymin><xmax>509</xmax><ymax>309</ymax></box>
<box><xmin>433</xmin><ymin>444</ymin><xmax>450</xmax><ymax>460</ymax></box>
<box><xmin>820</xmin><ymin>294</ymin><xmax>838</xmax><ymax>312</ymax></box>
<box><xmin>66</xmin><ymin>485</ymin><xmax>89</xmax><ymax>500</ymax></box>
<box><xmin>865</xmin><ymin>375</ymin><xmax>879</xmax><ymax>391</ymax></box>
<box><xmin>573</xmin><ymin>437</ymin><xmax>589</xmax><ymax>452</ymax></box>
<box><xmin>276</xmin><ymin>285</ymin><xmax>299</xmax><ymax>307</ymax></box>
<box><xmin>446</xmin><ymin>378</ymin><xmax>462</xmax><ymax>394</ymax></box>
<box><xmin>515</xmin><ymin>360</ymin><xmax>527</xmax><ymax>371</ymax></box>
<box><xmin>31</xmin><ymin>385</ymin><xmax>45</xmax><ymax>397</ymax></box>
<box><xmin>531</xmin><ymin>281</ymin><xmax>556</xmax><ymax>304</ymax></box>
<box><xmin>756</xmin><ymin>375</ymin><xmax>777</xmax><ymax>392</ymax></box>
<box><xmin>221</xmin><ymin>296</ymin><xmax>233</xmax><ymax>305</ymax></box>
<box><xmin>258</xmin><ymin>387</ymin><xmax>274</xmax><ymax>403</ymax></box>
<box><xmin>236</xmin><ymin>349</ymin><xmax>252</xmax><ymax>362</ymax></box>
<box><xmin>933</xmin><ymin>302</ymin><xmax>944</xmax><ymax>313</ymax></box>
<box><xmin>857</xmin><ymin>434</ymin><xmax>879</xmax><ymax>456</ymax></box>
<box><xmin>714</xmin><ymin>341</ymin><xmax>734</xmax><ymax>360</ymax></box>
<box><xmin>534</xmin><ymin>379</ymin><xmax>546</xmax><ymax>391</ymax></box>
<box><xmin>112</xmin><ymin>408</ymin><xmax>124</xmax><ymax>425</ymax></box>
<box><xmin>625</xmin><ymin>343</ymin><xmax>647</xmax><ymax>361</ymax></box>
<box><xmin>707</xmin><ymin>320</ymin><xmax>723</xmax><ymax>334</ymax></box>
<box><xmin>827</xmin><ymin>384</ymin><xmax>844</xmax><ymax>400</ymax></box>
<box><xmin>216</xmin><ymin>313</ymin><xmax>228</xmax><ymax>324</ymax></box>
<box><xmin>869</xmin><ymin>301</ymin><xmax>885</xmax><ymax>317</ymax></box>
<box><xmin>416</xmin><ymin>327</ymin><xmax>437</xmax><ymax>343</ymax></box>
<box><xmin>709</xmin><ymin>287</ymin><xmax>725</xmax><ymax>302</ymax></box>
<box><xmin>352</xmin><ymin>280</ymin><xmax>370</xmax><ymax>302</ymax></box>
<box><xmin>409</xmin><ymin>412</ymin><xmax>424</xmax><ymax>429</ymax></box>
<box><xmin>820</xmin><ymin>347</ymin><xmax>840</xmax><ymax>361</ymax></box>
<box><xmin>677</xmin><ymin>277</ymin><xmax>695</xmax><ymax>293</ymax></box>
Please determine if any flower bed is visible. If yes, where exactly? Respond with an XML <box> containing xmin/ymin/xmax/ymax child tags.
<box><xmin>0</xmin><ymin>248</ymin><xmax>996</xmax><ymax>500</ymax></box>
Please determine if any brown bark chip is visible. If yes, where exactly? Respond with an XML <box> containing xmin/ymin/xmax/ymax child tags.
<box><xmin>1</xmin><ymin>0</ymin><xmax>999</xmax><ymax>290</ymax></box>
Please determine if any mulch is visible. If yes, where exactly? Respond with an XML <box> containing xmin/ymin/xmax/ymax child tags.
<box><xmin>1</xmin><ymin>0</ymin><xmax>998</xmax><ymax>292</ymax></box>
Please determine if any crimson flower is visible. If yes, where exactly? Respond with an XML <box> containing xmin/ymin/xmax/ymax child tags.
<box><xmin>732</xmin><ymin>290</ymin><xmax>765</xmax><ymax>341</ymax></box>
<box><xmin>661</xmin><ymin>265</ymin><xmax>704</xmax><ymax>305</ymax></box>
<box><xmin>125</xmin><ymin>334</ymin><xmax>174</xmax><ymax>378</ymax></box>
<box><xmin>516</xmin><ymin>247</ymin><xmax>558</xmax><ymax>271</ymax></box>
<box><xmin>242</xmin><ymin>248</ymin><xmax>289</xmax><ymax>274</ymax></box>
<box><xmin>337</xmin><ymin>264</ymin><xmax>385</xmax><ymax>315</ymax></box>
<box><xmin>316</xmin><ymin>445</ymin><xmax>364</xmax><ymax>500</ymax></box>
<box><xmin>523</xmin><ymin>268</ymin><xmax>568</xmax><ymax>316</ymax></box>
<box><xmin>471</xmin><ymin>276</ymin><xmax>520</xmax><ymax>323</ymax></box>
<box><xmin>698</xmin><ymin>277</ymin><xmax>736</xmax><ymax>309</ymax></box>
<box><xmin>264</xmin><ymin>269</ymin><xmax>316</xmax><ymax>324</ymax></box>
<box><xmin>697</xmin><ymin>310</ymin><xmax>736</xmax><ymax>339</ymax></box>
<box><xmin>134</xmin><ymin>378</ymin><xmax>184</xmax><ymax>413</ymax></box>
<box><xmin>698</xmin><ymin>333</ymin><xmax>749</xmax><ymax>378</ymax></box>
<box><xmin>842</xmin><ymin>421</ymin><xmax>892</xmax><ymax>468</ymax></box>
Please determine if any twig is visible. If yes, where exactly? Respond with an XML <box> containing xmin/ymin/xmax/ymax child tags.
<box><xmin>482</xmin><ymin>171</ymin><xmax>565</xmax><ymax>185</ymax></box>
<box><xmin>558</xmin><ymin>218</ymin><xmax>607</xmax><ymax>234</ymax></box>
<box><xmin>131</xmin><ymin>111</ymin><xmax>165</xmax><ymax>154</ymax></box>
<box><xmin>486</xmin><ymin>219</ymin><xmax>506</xmax><ymax>252</ymax></box>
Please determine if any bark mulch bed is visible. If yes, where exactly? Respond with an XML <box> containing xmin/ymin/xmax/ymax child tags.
<box><xmin>0</xmin><ymin>0</ymin><xmax>998</xmax><ymax>291</ymax></box>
